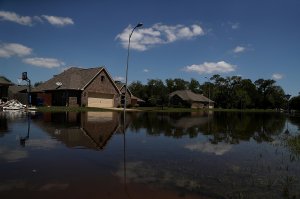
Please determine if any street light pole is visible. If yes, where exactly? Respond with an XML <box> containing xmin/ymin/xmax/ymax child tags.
<box><xmin>122</xmin><ymin>23</ymin><xmax>143</xmax><ymax>194</ymax></box>
<box><xmin>124</xmin><ymin>22</ymin><xmax>143</xmax><ymax>113</ymax></box>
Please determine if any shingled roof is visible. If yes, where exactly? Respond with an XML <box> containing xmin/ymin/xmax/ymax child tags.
<box><xmin>33</xmin><ymin>67</ymin><xmax>119</xmax><ymax>92</ymax></box>
<box><xmin>0</xmin><ymin>76</ymin><xmax>13</xmax><ymax>86</ymax></box>
<box><xmin>169</xmin><ymin>90</ymin><xmax>214</xmax><ymax>103</ymax></box>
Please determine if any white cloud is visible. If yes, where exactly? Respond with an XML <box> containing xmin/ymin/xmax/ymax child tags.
<box><xmin>116</xmin><ymin>23</ymin><xmax>205</xmax><ymax>51</ymax></box>
<box><xmin>184</xmin><ymin>142</ymin><xmax>232</xmax><ymax>155</ymax></box>
<box><xmin>23</xmin><ymin>57</ymin><xmax>65</xmax><ymax>68</ymax></box>
<box><xmin>114</xmin><ymin>76</ymin><xmax>125</xmax><ymax>81</ymax></box>
<box><xmin>0</xmin><ymin>10</ymin><xmax>74</xmax><ymax>27</ymax></box>
<box><xmin>0</xmin><ymin>43</ymin><xmax>32</xmax><ymax>58</ymax></box>
<box><xmin>183</xmin><ymin>61</ymin><xmax>236</xmax><ymax>74</ymax></box>
<box><xmin>272</xmin><ymin>73</ymin><xmax>284</xmax><ymax>80</ymax></box>
<box><xmin>42</xmin><ymin>15</ymin><xmax>74</xmax><ymax>26</ymax></box>
<box><xmin>143</xmin><ymin>69</ymin><xmax>149</xmax><ymax>73</ymax></box>
<box><xmin>231</xmin><ymin>22</ymin><xmax>239</xmax><ymax>30</ymax></box>
<box><xmin>233</xmin><ymin>46</ymin><xmax>246</xmax><ymax>53</ymax></box>
<box><xmin>0</xmin><ymin>10</ymin><xmax>32</xmax><ymax>26</ymax></box>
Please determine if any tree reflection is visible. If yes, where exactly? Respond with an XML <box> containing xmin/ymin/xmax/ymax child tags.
<box><xmin>130</xmin><ymin>111</ymin><xmax>287</xmax><ymax>144</ymax></box>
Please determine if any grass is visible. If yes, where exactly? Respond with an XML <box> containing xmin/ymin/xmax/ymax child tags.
<box><xmin>35</xmin><ymin>106</ymin><xmax>111</xmax><ymax>112</ymax></box>
<box><xmin>35</xmin><ymin>106</ymin><xmax>281</xmax><ymax>113</ymax></box>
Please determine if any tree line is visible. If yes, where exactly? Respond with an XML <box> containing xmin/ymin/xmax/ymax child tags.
<box><xmin>128</xmin><ymin>75</ymin><xmax>300</xmax><ymax>110</ymax></box>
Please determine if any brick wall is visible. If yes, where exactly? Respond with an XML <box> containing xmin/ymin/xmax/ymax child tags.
<box><xmin>81</xmin><ymin>70</ymin><xmax>120</xmax><ymax>107</ymax></box>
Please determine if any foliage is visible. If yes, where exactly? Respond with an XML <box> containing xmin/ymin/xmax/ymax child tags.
<box><xmin>34</xmin><ymin>81</ymin><xmax>44</xmax><ymax>87</ymax></box>
<box><xmin>128</xmin><ymin>75</ymin><xmax>288</xmax><ymax>109</ymax></box>
<box><xmin>290</xmin><ymin>96</ymin><xmax>300</xmax><ymax>110</ymax></box>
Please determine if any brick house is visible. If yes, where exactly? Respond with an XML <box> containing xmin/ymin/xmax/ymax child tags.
<box><xmin>115</xmin><ymin>81</ymin><xmax>145</xmax><ymax>107</ymax></box>
<box><xmin>33</xmin><ymin>67</ymin><xmax>120</xmax><ymax>108</ymax></box>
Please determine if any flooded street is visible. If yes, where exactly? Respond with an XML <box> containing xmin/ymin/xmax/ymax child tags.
<box><xmin>1</xmin><ymin>111</ymin><xmax>300</xmax><ymax>198</ymax></box>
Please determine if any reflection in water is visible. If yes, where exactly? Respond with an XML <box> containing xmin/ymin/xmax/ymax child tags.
<box><xmin>0</xmin><ymin>111</ymin><xmax>300</xmax><ymax>198</ymax></box>
<box><xmin>184</xmin><ymin>141</ymin><xmax>232</xmax><ymax>155</ymax></box>
<box><xmin>0</xmin><ymin>146</ymin><xmax>28</xmax><ymax>162</ymax></box>
<box><xmin>33</xmin><ymin>111</ymin><xmax>121</xmax><ymax>150</ymax></box>
<box><xmin>19</xmin><ymin>112</ymin><xmax>31</xmax><ymax>146</ymax></box>
<box><xmin>130</xmin><ymin>111</ymin><xmax>287</xmax><ymax>143</ymax></box>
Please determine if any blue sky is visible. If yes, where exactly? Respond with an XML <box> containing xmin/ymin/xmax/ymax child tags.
<box><xmin>0</xmin><ymin>0</ymin><xmax>299</xmax><ymax>96</ymax></box>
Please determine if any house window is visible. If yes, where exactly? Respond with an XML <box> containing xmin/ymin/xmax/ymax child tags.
<box><xmin>101</xmin><ymin>75</ymin><xmax>105</xmax><ymax>82</ymax></box>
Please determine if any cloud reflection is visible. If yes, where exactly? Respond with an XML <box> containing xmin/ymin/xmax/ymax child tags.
<box><xmin>184</xmin><ymin>142</ymin><xmax>232</xmax><ymax>155</ymax></box>
<box><xmin>0</xmin><ymin>147</ymin><xmax>28</xmax><ymax>162</ymax></box>
<box><xmin>115</xmin><ymin>161</ymin><xmax>201</xmax><ymax>191</ymax></box>
<box><xmin>26</xmin><ymin>139</ymin><xmax>58</xmax><ymax>149</ymax></box>
<box><xmin>39</xmin><ymin>183</ymin><xmax>69</xmax><ymax>191</ymax></box>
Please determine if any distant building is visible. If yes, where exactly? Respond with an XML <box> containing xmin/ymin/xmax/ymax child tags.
<box><xmin>115</xmin><ymin>81</ymin><xmax>145</xmax><ymax>107</ymax></box>
<box><xmin>32</xmin><ymin>67</ymin><xmax>120</xmax><ymax>108</ymax></box>
<box><xmin>0</xmin><ymin>76</ymin><xmax>14</xmax><ymax>102</ymax></box>
<box><xmin>8</xmin><ymin>85</ymin><xmax>28</xmax><ymax>105</ymax></box>
<box><xmin>169</xmin><ymin>90</ymin><xmax>214</xmax><ymax>109</ymax></box>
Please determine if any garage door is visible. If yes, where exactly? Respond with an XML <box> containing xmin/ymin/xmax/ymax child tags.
<box><xmin>87</xmin><ymin>93</ymin><xmax>114</xmax><ymax>108</ymax></box>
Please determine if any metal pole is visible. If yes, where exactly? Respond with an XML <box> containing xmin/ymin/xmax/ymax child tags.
<box><xmin>124</xmin><ymin>23</ymin><xmax>143</xmax><ymax>114</ymax></box>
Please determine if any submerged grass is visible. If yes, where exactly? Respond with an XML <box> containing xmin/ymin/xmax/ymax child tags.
<box><xmin>35</xmin><ymin>106</ymin><xmax>280</xmax><ymax>113</ymax></box>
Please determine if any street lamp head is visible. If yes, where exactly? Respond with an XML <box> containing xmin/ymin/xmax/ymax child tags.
<box><xmin>136</xmin><ymin>22</ymin><xmax>143</xmax><ymax>28</ymax></box>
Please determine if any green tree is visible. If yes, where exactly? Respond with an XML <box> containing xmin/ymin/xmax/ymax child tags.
<box><xmin>146</xmin><ymin>79</ymin><xmax>167</xmax><ymax>106</ymax></box>
<box><xmin>188</xmin><ymin>78</ymin><xmax>201</xmax><ymax>93</ymax></box>
<box><xmin>173</xmin><ymin>78</ymin><xmax>189</xmax><ymax>91</ymax></box>
<box><xmin>166</xmin><ymin>79</ymin><xmax>175</xmax><ymax>93</ymax></box>
<box><xmin>254</xmin><ymin>79</ymin><xmax>285</xmax><ymax>109</ymax></box>
<box><xmin>289</xmin><ymin>95</ymin><xmax>300</xmax><ymax>110</ymax></box>
<box><xmin>129</xmin><ymin>81</ymin><xmax>147</xmax><ymax>99</ymax></box>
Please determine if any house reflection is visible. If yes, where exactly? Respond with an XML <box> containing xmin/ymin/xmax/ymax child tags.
<box><xmin>0</xmin><ymin>112</ymin><xmax>9</xmax><ymax>137</ymax></box>
<box><xmin>37</xmin><ymin>111</ymin><xmax>120</xmax><ymax>150</ymax></box>
<box><xmin>170</xmin><ymin>111</ymin><xmax>211</xmax><ymax>129</ymax></box>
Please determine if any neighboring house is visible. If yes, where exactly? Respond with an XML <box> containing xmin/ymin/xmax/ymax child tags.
<box><xmin>0</xmin><ymin>76</ymin><xmax>14</xmax><ymax>101</ymax></box>
<box><xmin>8</xmin><ymin>85</ymin><xmax>28</xmax><ymax>105</ymax></box>
<box><xmin>115</xmin><ymin>81</ymin><xmax>145</xmax><ymax>107</ymax></box>
<box><xmin>169</xmin><ymin>90</ymin><xmax>214</xmax><ymax>109</ymax></box>
<box><xmin>32</xmin><ymin>67</ymin><xmax>120</xmax><ymax>108</ymax></box>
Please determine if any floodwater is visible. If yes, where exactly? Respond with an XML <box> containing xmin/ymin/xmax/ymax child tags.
<box><xmin>0</xmin><ymin>111</ymin><xmax>300</xmax><ymax>199</ymax></box>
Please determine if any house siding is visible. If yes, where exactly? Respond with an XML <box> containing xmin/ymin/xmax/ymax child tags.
<box><xmin>81</xmin><ymin>70</ymin><xmax>119</xmax><ymax>107</ymax></box>
<box><xmin>0</xmin><ymin>86</ymin><xmax>9</xmax><ymax>101</ymax></box>
<box><xmin>37</xmin><ymin>93</ymin><xmax>52</xmax><ymax>106</ymax></box>
<box><xmin>119</xmin><ymin>86</ymin><xmax>131</xmax><ymax>106</ymax></box>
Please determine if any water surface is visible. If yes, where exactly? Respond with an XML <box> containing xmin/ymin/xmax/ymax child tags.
<box><xmin>0</xmin><ymin>111</ymin><xmax>300</xmax><ymax>198</ymax></box>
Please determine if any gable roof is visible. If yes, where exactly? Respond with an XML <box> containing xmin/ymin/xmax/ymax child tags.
<box><xmin>0</xmin><ymin>76</ymin><xmax>14</xmax><ymax>86</ymax></box>
<box><xmin>114</xmin><ymin>81</ymin><xmax>145</xmax><ymax>102</ymax></box>
<box><xmin>9</xmin><ymin>85</ymin><xmax>28</xmax><ymax>93</ymax></box>
<box><xmin>33</xmin><ymin>67</ymin><xmax>120</xmax><ymax>93</ymax></box>
<box><xmin>115</xmin><ymin>81</ymin><xmax>133</xmax><ymax>96</ymax></box>
<box><xmin>169</xmin><ymin>90</ymin><xmax>214</xmax><ymax>103</ymax></box>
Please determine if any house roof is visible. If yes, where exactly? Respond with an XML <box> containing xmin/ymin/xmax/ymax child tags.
<box><xmin>9</xmin><ymin>85</ymin><xmax>28</xmax><ymax>93</ymax></box>
<box><xmin>0</xmin><ymin>76</ymin><xmax>13</xmax><ymax>86</ymax></box>
<box><xmin>114</xmin><ymin>81</ymin><xmax>145</xmax><ymax>102</ymax></box>
<box><xmin>115</xmin><ymin>81</ymin><xmax>133</xmax><ymax>95</ymax></box>
<box><xmin>169</xmin><ymin>90</ymin><xmax>214</xmax><ymax>103</ymax></box>
<box><xmin>33</xmin><ymin>67</ymin><xmax>120</xmax><ymax>93</ymax></box>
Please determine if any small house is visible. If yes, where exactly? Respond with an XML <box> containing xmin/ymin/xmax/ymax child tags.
<box><xmin>169</xmin><ymin>90</ymin><xmax>214</xmax><ymax>109</ymax></box>
<box><xmin>32</xmin><ymin>67</ymin><xmax>120</xmax><ymax>108</ymax></box>
<box><xmin>115</xmin><ymin>81</ymin><xmax>145</xmax><ymax>107</ymax></box>
<box><xmin>0</xmin><ymin>76</ymin><xmax>14</xmax><ymax>102</ymax></box>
